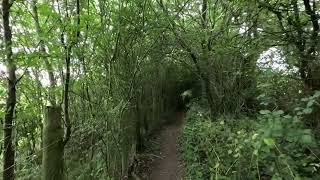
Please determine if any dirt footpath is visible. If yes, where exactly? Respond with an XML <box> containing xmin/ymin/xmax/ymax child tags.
<box><xmin>149</xmin><ymin>112</ymin><xmax>184</xmax><ymax>180</ymax></box>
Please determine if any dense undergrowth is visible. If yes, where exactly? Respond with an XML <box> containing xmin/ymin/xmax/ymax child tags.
<box><xmin>180</xmin><ymin>93</ymin><xmax>320</xmax><ymax>180</ymax></box>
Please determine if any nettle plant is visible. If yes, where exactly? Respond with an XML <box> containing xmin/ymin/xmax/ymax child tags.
<box><xmin>180</xmin><ymin>92</ymin><xmax>320</xmax><ymax>179</ymax></box>
<box><xmin>294</xmin><ymin>91</ymin><xmax>320</xmax><ymax>115</ymax></box>
<box><xmin>255</xmin><ymin>91</ymin><xmax>320</xmax><ymax>179</ymax></box>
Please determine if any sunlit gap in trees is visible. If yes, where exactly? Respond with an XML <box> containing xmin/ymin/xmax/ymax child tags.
<box><xmin>257</xmin><ymin>47</ymin><xmax>299</xmax><ymax>75</ymax></box>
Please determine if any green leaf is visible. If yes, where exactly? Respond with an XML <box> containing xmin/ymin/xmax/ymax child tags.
<box><xmin>297</xmin><ymin>111</ymin><xmax>303</xmax><ymax>116</ymax></box>
<box><xmin>303</xmin><ymin>108</ymin><xmax>313</xmax><ymax>114</ymax></box>
<box><xmin>259</xmin><ymin>110</ymin><xmax>271</xmax><ymax>115</ymax></box>
<box><xmin>307</xmin><ymin>100</ymin><xmax>315</xmax><ymax>107</ymax></box>
<box><xmin>38</xmin><ymin>4</ymin><xmax>54</xmax><ymax>16</ymax></box>
<box><xmin>301</xmin><ymin>135</ymin><xmax>312</xmax><ymax>144</ymax></box>
<box><xmin>313</xmin><ymin>91</ymin><xmax>320</xmax><ymax>98</ymax></box>
<box><xmin>263</xmin><ymin>138</ymin><xmax>275</xmax><ymax>146</ymax></box>
<box><xmin>214</xmin><ymin>163</ymin><xmax>220</xmax><ymax>168</ymax></box>
<box><xmin>294</xmin><ymin>177</ymin><xmax>302</xmax><ymax>180</ymax></box>
<box><xmin>283</xmin><ymin>115</ymin><xmax>292</xmax><ymax>119</ymax></box>
<box><xmin>302</xmin><ymin>129</ymin><xmax>311</xmax><ymax>134</ymax></box>
<box><xmin>273</xmin><ymin>110</ymin><xmax>284</xmax><ymax>115</ymax></box>
<box><xmin>271</xmin><ymin>174</ymin><xmax>282</xmax><ymax>180</ymax></box>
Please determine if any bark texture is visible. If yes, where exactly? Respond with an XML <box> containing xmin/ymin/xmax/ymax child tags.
<box><xmin>42</xmin><ymin>106</ymin><xmax>64</xmax><ymax>180</ymax></box>
<box><xmin>2</xmin><ymin>0</ymin><xmax>16</xmax><ymax>179</ymax></box>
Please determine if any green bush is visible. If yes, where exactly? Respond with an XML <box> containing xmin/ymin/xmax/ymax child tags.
<box><xmin>180</xmin><ymin>102</ymin><xmax>320</xmax><ymax>180</ymax></box>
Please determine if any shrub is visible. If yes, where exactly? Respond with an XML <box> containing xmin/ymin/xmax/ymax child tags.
<box><xmin>179</xmin><ymin>102</ymin><xmax>320</xmax><ymax>179</ymax></box>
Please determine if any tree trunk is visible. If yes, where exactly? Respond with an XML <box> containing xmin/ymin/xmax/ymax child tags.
<box><xmin>63</xmin><ymin>47</ymin><xmax>71</xmax><ymax>146</ymax></box>
<box><xmin>135</xmin><ymin>95</ymin><xmax>143</xmax><ymax>151</ymax></box>
<box><xmin>203</xmin><ymin>75</ymin><xmax>215</xmax><ymax>117</ymax></box>
<box><xmin>2</xmin><ymin>0</ymin><xmax>16</xmax><ymax>179</ymax></box>
<box><xmin>201</xmin><ymin>0</ymin><xmax>215</xmax><ymax>118</ymax></box>
<box><xmin>42</xmin><ymin>106</ymin><xmax>64</xmax><ymax>180</ymax></box>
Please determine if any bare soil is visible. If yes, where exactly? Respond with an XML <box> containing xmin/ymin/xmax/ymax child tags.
<box><xmin>149</xmin><ymin>112</ymin><xmax>184</xmax><ymax>180</ymax></box>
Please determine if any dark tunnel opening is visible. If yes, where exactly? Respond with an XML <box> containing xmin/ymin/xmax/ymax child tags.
<box><xmin>174</xmin><ymin>77</ymin><xmax>201</xmax><ymax>112</ymax></box>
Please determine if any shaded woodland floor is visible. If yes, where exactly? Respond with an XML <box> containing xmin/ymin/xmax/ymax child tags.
<box><xmin>149</xmin><ymin>112</ymin><xmax>184</xmax><ymax>180</ymax></box>
<box><xmin>132</xmin><ymin>112</ymin><xmax>184</xmax><ymax>180</ymax></box>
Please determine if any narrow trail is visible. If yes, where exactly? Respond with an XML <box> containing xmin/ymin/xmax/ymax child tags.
<box><xmin>149</xmin><ymin>112</ymin><xmax>184</xmax><ymax>180</ymax></box>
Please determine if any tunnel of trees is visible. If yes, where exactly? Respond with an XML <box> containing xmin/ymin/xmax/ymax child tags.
<box><xmin>0</xmin><ymin>0</ymin><xmax>319</xmax><ymax>179</ymax></box>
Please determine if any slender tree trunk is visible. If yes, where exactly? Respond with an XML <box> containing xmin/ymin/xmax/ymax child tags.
<box><xmin>2</xmin><ymin>0</ymin><xmax>16</xmax><ymax>179</ymax></box>
<box><xmin>62</xmin><ymin>0</ymin><xmax>81</xmax><ymax>146</ymax></box>
<box><xmin>135</xmin><ymin>95</ymin><xmax>143</xmax><ymax>151</ymax></box>
<box><xmin>203</xmin><ymin>75</ymin><xmax>215</xmax><ymax>117</ymax></box>
<box><xmin>42</xmin><ymin>106</ymin><xmax>64</xmax><ymax>180</ymax></box>
<box><xmin>201</xmin><ymin>0</ymin><xmax>215</xmax><ymax>117</ymax></box>
<box><xmin>300</xmin><ymin>0</ymin><xmax>320</xmax><ymax>127</ymax></box>
<box><xmin>63</xmin><ymin>46</ymin><xmax>71</xmax><ymax>146</ymax></box>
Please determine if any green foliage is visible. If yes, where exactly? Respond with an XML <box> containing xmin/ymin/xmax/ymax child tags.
<box><xmin>180</xmin><ymin>102</ymin><xmax>320</xmax><ymax>179</ymax></box>
<box><xmin>1</xmin><ymin>0</ymin><xmax>185</xmax><ymax>178</ymax></box>
<box><xmin>1</xmin><ymin>0</ymin><xmax>319</xmax><ymax>178</ymax></box>
<box><xmin>257</xmin><ymin>68</ymin><xmax>304</xmax><ymax>112</ymax></box>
